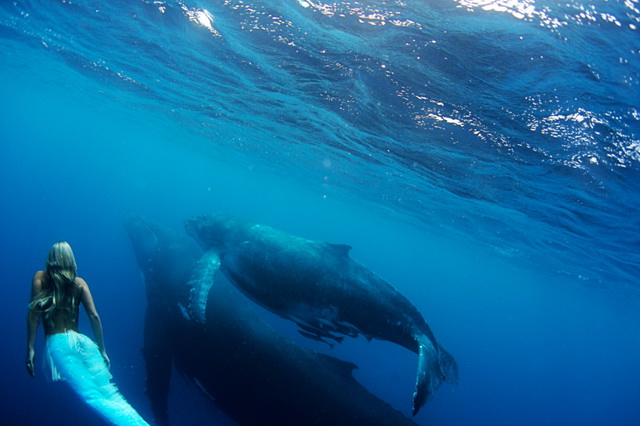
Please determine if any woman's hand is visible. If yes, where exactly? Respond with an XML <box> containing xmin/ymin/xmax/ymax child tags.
<box><xmin>26</xmin><ymin>348</ymin><xmax>35</xmax><ymax>377</ymax></box>
<box><xmin>100</xmin><ymin>350</ymin><xmax>111</xmax><ymax>370</ymax></box>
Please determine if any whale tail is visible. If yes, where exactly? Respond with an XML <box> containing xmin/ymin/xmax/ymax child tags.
<box><xmin>412</xmin><ymin>336</ymin><xmax>458</xmax><ymax>416</ymax></box>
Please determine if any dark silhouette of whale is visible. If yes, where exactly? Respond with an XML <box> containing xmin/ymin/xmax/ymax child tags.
<box><xmin>125</xmin><ymin>215</ymin><xmax>417</xmax><ymax>426</ymax></box>
<box><xmin>184</xmin><ymin>213</ymin><xmax>458</xmax><ymax>416</ymax></box>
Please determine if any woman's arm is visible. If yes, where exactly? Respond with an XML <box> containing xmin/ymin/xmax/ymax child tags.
<box><xmin>79</xmin><ymin>278</ymin><xmax>110</xmax><ymax>368</ymax></box>
<box><xmin>26</xmin><ymin>271</ymin><xmax>44</xmax><ymax>377</ymax></box>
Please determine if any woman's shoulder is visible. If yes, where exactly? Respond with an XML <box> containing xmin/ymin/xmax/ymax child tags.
<box><xmin>75</xmin><ymin>276</ymin><xmax>88</xmax><ymax>288</ymax></box>
<box><xmin>32</xmin><ymin>271</ymin><xmax>46</xmax><ymax>290</ymax></box>
<box><xmin>73</xmin><ymin>277</ymin><xmax>88</xmax><ymax>302</ymax></box>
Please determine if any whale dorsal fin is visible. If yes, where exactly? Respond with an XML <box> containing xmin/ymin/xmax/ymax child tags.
<box><xmin>325</xmin><ymin>243</ymin><xmax>352</xmax><ymax>257</ymax></box>
<box><xmin>317</xmin><ymin>353</ymin><xmax>358</xmax><ymax>379</ymax></box>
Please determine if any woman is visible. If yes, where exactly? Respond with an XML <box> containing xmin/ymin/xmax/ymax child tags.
<box><xmin>26</xmin><ymin>241</ymin><xmax>149</xmax><ymax>425</ymax></box>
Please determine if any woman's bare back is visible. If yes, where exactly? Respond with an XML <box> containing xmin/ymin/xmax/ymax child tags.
<box><xmin>33</xmin><ymin>270</ymin><xmax>83</xmax><ymax>335</ymax></box>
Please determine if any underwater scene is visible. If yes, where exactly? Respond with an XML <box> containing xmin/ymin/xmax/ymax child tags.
<box><xmin>1</xmin><ymin>0</ymin><xmax>639</xmax><ymax>425</ymax></box>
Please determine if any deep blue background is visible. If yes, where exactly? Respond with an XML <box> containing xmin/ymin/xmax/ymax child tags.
<box><xmin>1</xmin><ymin>1</ymin><xmax>639</xmax><ymax>425</ymax></box>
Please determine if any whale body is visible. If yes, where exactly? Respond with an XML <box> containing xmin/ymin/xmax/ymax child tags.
<box><xmin>184</xmin><ymin>213</ymin><xmax>458</xmax><ymax>415</ymax></box>
<box><xmin>125</xmin><ymin>215</ymin><xmax>417</xmax><ymax>425</ymax></box>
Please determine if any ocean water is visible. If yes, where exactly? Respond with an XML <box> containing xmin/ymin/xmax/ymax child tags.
<box><xmin>1</xmin><ymin>0</ymin><xmax>639</xmax><ymax>425</ymax></box>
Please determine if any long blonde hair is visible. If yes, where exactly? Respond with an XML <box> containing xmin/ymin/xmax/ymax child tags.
<box><xmin>29</xmin><ymin>242</ymin><xmax>79</xmax><ymax>326</ymax></box>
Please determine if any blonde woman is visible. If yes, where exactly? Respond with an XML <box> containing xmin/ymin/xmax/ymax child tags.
<box><xmin>26</xmin><ymin>241</ymin><xmax>148</xmax><ymax>425</ymax></box>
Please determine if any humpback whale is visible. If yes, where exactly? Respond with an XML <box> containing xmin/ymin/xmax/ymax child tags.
<box><xmin>125</xmin><ymin>215</ymin><xmax>417</xmax><ymax>426</ymax></box>
<box><xmin>184</xmin><ymin>213</ymin><xmax>458</xmax><ymax>416</ymax></box>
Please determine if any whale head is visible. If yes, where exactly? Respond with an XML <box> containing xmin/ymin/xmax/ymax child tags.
<box><xmin>185</xmin><ymin>213</ymin><xmax>251</xmax><ymax>250</ymax></box>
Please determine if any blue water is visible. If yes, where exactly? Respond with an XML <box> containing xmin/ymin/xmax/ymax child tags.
<box><xmin>1</xmin><ymin>0</ymin><xmax>639</xmax><ymax>425</ymax></box>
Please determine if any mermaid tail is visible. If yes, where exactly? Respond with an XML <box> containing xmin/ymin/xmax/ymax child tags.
<box><xmin>45</xmin><ymin>330</ymin><xmax>149</xmax><ymax>426</ymax></box>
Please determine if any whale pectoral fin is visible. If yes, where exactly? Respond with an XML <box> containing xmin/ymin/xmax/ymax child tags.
<box><xmin>186</xmin><ymin>249</ymin><xmax>221</xmax><ymax>323</ymax></box>
<box><xmin>413</xmin><ymin>337</ymin><xmax>447</xmax><ymax>416</ymax></box>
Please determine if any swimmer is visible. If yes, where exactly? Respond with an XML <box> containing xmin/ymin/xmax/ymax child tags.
<box><xmin>26</xmin><ymin>241</ymin><xmax>149</xmax><ymax>425</ymax></box>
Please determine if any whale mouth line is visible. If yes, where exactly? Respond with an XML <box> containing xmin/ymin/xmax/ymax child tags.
<box><xmin>124</xmin><ymin>215</ymin><xmax>160</xmax><ymax>271</ymax></box>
